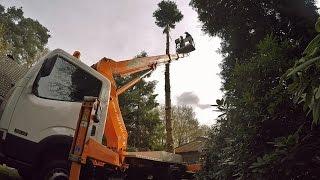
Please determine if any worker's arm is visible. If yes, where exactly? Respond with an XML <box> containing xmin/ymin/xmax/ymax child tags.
<box><xmin>94</xmin><ymin>54</ymin><xmax>179</xmax><ymax>77</ymax></box>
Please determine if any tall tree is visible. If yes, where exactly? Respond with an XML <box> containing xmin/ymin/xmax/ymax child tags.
<box><xmin>190</xmin><ymin>0</ymin><xmax>319</xmax><ymax>178</ymax></box>
<box><xmin>0</xmin><ymin>5</ymin><xmax>50</xmax><ymax>65</ymax></box>
<box><xmin>159</xmin><ymin>105</ymin><xmax>209</xmax><ymax>147</ymax></box>
<box><xmin>171</xmin><ymin>105</ymin><xmax>205</xmax><ymax>147</ymax></box>
<box><xmin>117</xmin><ymin>52</ymin><xmax>164</xmax><ymax>151</ymax></box>
<box><xmin>153</xmin><ymin>0</ymin><xmax>183</xmax><ymax>153</ymax></box>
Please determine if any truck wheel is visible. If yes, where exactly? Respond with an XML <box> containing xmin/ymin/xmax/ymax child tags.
<box><xmin>38</xmin><ymin>159</ymin><xmax>69</xmax><ymax>180</ymax></box>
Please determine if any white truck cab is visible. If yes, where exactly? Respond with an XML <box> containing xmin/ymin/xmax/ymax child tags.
<box><xmin>0</xmin><ymin>49</ymin><xmax>111</xmax><ymax>179</ymax></box>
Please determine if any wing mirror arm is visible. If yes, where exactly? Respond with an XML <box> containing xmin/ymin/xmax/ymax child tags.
<box><xmin>92</xmin><ymin>100</ymin><xmax>100</xmax><ymax>123</ymax></box>
<box><xmin>83</xmin><ymin>96</ymin><xmax>100</xmax><ymax>123</ymax></box>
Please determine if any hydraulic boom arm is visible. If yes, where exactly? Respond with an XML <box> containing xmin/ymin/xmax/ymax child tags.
<box><xmin>91</xmin><ymin>53</ymin><xmax>182</xmax><ymax>166</ymax></box>
<box><xmin>93</xmin><ymin>54</ymin><xmax>179</xmax><ymax>77</ymax></box>
<box><xmin>68</xmin><ymin>33</ymin><xmax>195</xmax><ymax>179</ymax></box>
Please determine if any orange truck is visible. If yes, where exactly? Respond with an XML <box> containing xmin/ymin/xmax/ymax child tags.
<box><xmin>0</xmin><ymin>36</ymin><xmax>196</xmax><ymax>179</ymax></box>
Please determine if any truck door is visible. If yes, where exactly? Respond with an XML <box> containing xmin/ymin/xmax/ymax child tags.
<box><xmin>5</xmin><ymin>53</ymin><xmax>107</xmax><ymax>164</ymax></box>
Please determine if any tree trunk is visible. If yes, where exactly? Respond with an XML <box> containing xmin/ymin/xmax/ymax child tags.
<box><xmin>165</xmin><ymin>29</ymin><xmax>174</xmax><ymax>153</ymax></box>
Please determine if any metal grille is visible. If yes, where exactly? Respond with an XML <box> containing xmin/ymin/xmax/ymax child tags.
<box><xmin>0</xmin><ymin>56</ymin><xmax>28</xmax><ymax>98</ymax></box>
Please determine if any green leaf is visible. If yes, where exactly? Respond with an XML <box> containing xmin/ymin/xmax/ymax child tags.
<box><xmin>303</xmin><ymin>34</ymin><xmax>320</xmax><ymax>56</ymax></box>
<box><xmin>313</xmin><ymin>100</ymin><xmax>320</xmax><ymax>125</ymax></box>
<box><xmin>310</xmin><ymin>47</ymin><xmax>320</xmax><ymax>58</ymax></box>
<box><xmin>306</xmin><ymin>108</ymin><xmax>312</xmax><ymax>116</ymax></box>
<box><xmin>316</xmin><ymin>17</ymin><xmax>320</xmax><ymax>32</ymax></box>
<box><xmin>287</xmin><ymin>56</ymin><xmax>320</xmax><ymax>77</ymax></box>
<box><xmin>298</xmin><ymin>57</ymin><xmax>306</xmax><ymax>63</ymax></box>
<box><xmin>316</xmin><ymin>87</ymin><xmax>320</xmax><ymax>99</ymax></box>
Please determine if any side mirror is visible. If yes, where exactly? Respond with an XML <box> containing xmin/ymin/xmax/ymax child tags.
<box><xmin>92</xmin><ymin>100</ymin><xmax>101</xmax><ymax>123</ymax></box>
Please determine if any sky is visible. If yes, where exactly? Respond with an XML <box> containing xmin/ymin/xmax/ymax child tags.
<box><xmin>0</xmin><ymin>0</ymin><xmax>223</xmax><ymax>125</ymax></box>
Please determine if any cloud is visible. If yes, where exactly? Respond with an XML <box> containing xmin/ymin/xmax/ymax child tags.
<box><xmin>177</xmin><ymin>92</ymin><xmax>199</xmax><ymax>105</ymax></box>
<box><xmin>177</xmin><ymin>92</ymin><xmax>211</xmax><ymax>109</ymax></box>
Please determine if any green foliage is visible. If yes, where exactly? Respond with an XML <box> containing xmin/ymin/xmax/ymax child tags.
<box><xmin>190</xmin><ymin>0</ymin><xmax>318</xmax><ymax>87</ymax></box>
<box><xmin>158</xmin><ymin>105</ymin><xmax>209</xmax><ymax>147</ymax></box>
<box><xmin>254</xmin><ymin>19</ymin><xmax>320</xmax><ymax>179</ymax></box>
<box><xmin>117</xmin><ymin>52</ymin><xmax>164</xmax><ymax>151</ymax></box>
<box><xmin>247</xmin><ymin>122</ymin><xmax>320</xmax><ymax>179</ymax></box>
<box><xmin>286</xmin><ymin>19</ymin><xmax>320</xmax><ymax>126</ymax></box>
<box><xmin>191</xmin><ymin>0</ymin><xmax>319</xmax><ymax>178</ymax></box>
<box><xmin>199</xmin><ymin>36</ymin><xmax>308</xmax><ymax>179</ymax></box>
<box><xmin>0</xmin><ymin>24</ymin><xmax>10</xmax><ymax>56</ymax></box>
<box><xmin>172</xmin><ymin>105</ymin><xmax>200</xmax><ymax>146</ymax></box>
<box><xmin>0</xmin><ymin>4</ymin><xmax>50</xmax><ymax>65</ymax></box>
<box><xmin>153</xmin><ymin>0</ymin><xmax>183</xmax><ymax>33</ymax></box>
<box><xmin>249</xmin><ymin>134</ymin><xmax>299</xmax><ymax>177</ymax></box>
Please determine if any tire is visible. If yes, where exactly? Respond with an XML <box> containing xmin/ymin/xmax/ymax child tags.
<box><xmin>37</xmin><ymin>159</ymin><xmax>69</xmax><ymax>180</ymax></box>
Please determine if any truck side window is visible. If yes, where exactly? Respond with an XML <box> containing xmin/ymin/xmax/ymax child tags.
<box><xmin>33</xmin><ymin>55</ymin><xmax>101</xmax><ymax>102</ymax></box>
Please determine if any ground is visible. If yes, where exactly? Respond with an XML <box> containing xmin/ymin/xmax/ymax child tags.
<box><xmin>0</xmin><ymin>165</ymin><xmax>21</xmax><ymax>180</ymax></box>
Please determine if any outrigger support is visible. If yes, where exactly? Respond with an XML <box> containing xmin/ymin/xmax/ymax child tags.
<box><xmin>69</xmin><ymin>96</ymin><xmax>97</xmax><ymax>180</ymax></box>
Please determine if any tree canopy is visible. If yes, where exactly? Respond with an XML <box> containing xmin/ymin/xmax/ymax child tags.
<box><xmin>191</xmin><ymin>0</ymin><xmax>320</xmax><ymax>178</ymax></box>
<box><xmin>153</xmin><ymin>0</ymin><xmax>183</xmax><ymax>32</ymax></box>
<box><xmin>191</xmin><ymin>0</ymin><xmax>318</xmax><ymax>88</ymax></box>
<box><xmin>0</xmin><ymin>4</ymin><xmax>50</xmax><ymax>65</ymax></box>
<box><xmin>158</xmin><ymin>105</ymin><xmax>209</xmax><ymax>147</ymax></box>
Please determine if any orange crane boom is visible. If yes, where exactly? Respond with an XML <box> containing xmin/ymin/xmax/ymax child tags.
<box><xmin>92</xmin><ymin>54</ymin><xmax>181</xmax><ymax>165</ymax></box>
<box><xmin>69</xmin><ymin>34</ymin><xmax>195</xmax><ymax>179</ymax></box>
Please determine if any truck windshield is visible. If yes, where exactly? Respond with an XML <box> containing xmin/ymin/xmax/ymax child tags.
<box><xmin>33</xmin><ymin>55</ymin><xmax>102</xmax><ymax>102</ymax></box>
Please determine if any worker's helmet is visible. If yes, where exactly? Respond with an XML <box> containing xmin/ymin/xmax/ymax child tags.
<box><xmin>73</xmin><ymin>51</ymin><xmax>81</xmax><ymax>59</ymax></box>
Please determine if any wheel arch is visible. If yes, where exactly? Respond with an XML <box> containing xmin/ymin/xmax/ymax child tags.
<box><xmin>34</xmin><ymin>135</ymin><xmax>73</xmax><ymax>168</ymax></box>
